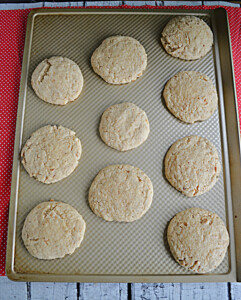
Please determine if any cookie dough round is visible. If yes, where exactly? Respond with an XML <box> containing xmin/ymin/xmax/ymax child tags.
<box><xmin>99</xmin><ymin>102</ymin><xmax>150</xmax><ymax>151</ymax></box>
<box><xmin>165</xmin><ymin>136</ymin><xmax>221</xmax><ymax>197</ymax></box>
<box><xmin>167</xmin><ymin>207</ymin><xmax>229</xmax><ymax>273</ymax></box>
<box><xmin>161</xmin><ymin>16</ymin><xmax>213</xmax><ymax>60</ymax></box>
<box><xmin>21</xmin><ymin>125</ymin><xmax>82</xmax><ymax>184</ymax></box>
<box><xmin>91</xmin><ymin>36</ymin><xmax>147</xmax><ymax>84</ymax></box>
<box><xmin>22</xmin><ymin>201</ymin><xmax>86</xmax><ymax>259</ymax></box>
<box><xmin>163</xmin><ymin>71</ymin><xmax>218</xmax><ymax>123</ymax></box>
<box><xmin>89</xmin><ymin>165</ymin><xmax>153</xmax><ymax>222</ymax></box>
<box><xmin>31</xmin><ymin>56</ymin><xmax>84</xmax><ymax>105</ymax></box>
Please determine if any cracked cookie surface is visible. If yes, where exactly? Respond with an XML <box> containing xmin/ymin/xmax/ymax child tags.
<box><xmin>165</xmin><ymin>136</ymin><xmax>221</xmax><ymax>197</ymax></box>
<box><xmin>88</xmin><ymin>165</ymin><xmax>153</xmax><ymax>222</ymax></box>
<box><xmin>31</xmin><ymin>56</ymin><xmax>84</xmax><ymax>105</ymax></box>
<box><xmin>22</xmin><ymin>201</ymin><xmax>86</xmax><ymax>259</ymax></box>
<box><xmin>161</xmin><ymin>16</ymin><xmax>213</xmax><ymax>60</ymax></box>
<box><xmin>167</xmin><ymin>208</ymin><xmax>229</xmax><ymax>273</ymax></box>
<box><xmin>163</xmin><ymin>71</ymin><xmax>218</xmax><ymax>123</ymax></box>
<box><xmin>99</xmin><ymin>102</ymin><xmax>150</xmax><ymax>151</ymax></box>
<box><xmin>91</xmin><ymin>36</ymin><xmax>147</xmax><ymax>84</ymax></box>
<box><xmin>21</xmin><ymin>125</ymin><xmax>82</xmax><ymax>184</ymax></box>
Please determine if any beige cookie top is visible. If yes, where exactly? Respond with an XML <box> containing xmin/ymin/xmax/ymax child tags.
<box><xmin>31</xmin><ymin>56</ymin><xmax>84</xmax><ymax>105</ymax></box>
<box><xmin>161</xmin><ymin>16</ymin><xmax>213</xmax><ymax>60</ymax></box>
<box><xmin>167</xmin><ymin>207</ymin><xmax>229</xmax><ymax>273</ymax></box>
<box><xmin>22</xmin><ymin>201</ymin><xmax>86</xmax><ymax>259</ymax></box>
<box><xmin>91</xmin><ymin>36</ymin><xmax>147</xmax><ymax>84</ymax></box>
<box><xmin>165</xmin><ymin>136</ymin><xmax>221</xmax><ymax>197</ymax></box>
<box><xmin>99</xmin><ymin>102</ymin><xmax>150</xmax><ymax>151</ymax></box>
<box><xmin>21</xmin><ymin>125</ymin><xmax>82</xmax><ymax>184</ymax></box>
<box><xmin>89</xmin><ymin>165</ymin><xmax>153</xmax><ymax>222</ymax></box>
<box><xmin>163</xmin><ymin>71</ymin><xmax>218</xmax><ymax>123</ymax></box>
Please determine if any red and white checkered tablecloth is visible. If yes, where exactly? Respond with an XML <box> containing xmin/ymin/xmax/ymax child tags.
<box><xmin>0</xmin><ymin>5</ymin><xmax>240</xmax><ymax>276</ymax></box>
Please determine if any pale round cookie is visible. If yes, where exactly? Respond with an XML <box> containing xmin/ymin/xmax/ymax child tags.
<box><xmin>91</xmin><ymin>36</ymin><xmax>147</xmax><ymax>84</ymax></box>
<box><xmin>99</xmin><ymin>102</ymin><xmax>150</xmax><ymax>151</ymax></box>
<box><xmin>22</xmin><ymin>201</ymin><xmax>86</xmax><ymax>259</ymax></box>
<box><xmin>163</xmin><ymin>71</ymin><xmax>218</xmax><ymax>123</ymax></box>
<box><xmin>21</xmin><ymin>125</ymin><xmax>82</xmax><ymax>184</ymax></box>
<box><xmin>31</xmin><ymin>56</ymin><xmax>84</xmax><ymax>105</ymax></box>
<box><xmin>161</xmin><ymin>16</ymin><xmax>213</xmax><ymax>60</ymax></box>
<box><xmin>167</xmin><ymin>207</ymin><xmax>229</xmax><ymax>273</ymax></box>
<box><xmin>165</xmin><ymin>136</ymin><xmax>221</xmax><ymax>197</ymax></box>
<box><xmin>88</xmin><ymin>165</ymin><xmax>153</xmax><ymax>222</ymax></box>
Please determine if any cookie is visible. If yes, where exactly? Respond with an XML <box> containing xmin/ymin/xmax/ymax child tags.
<box><xmin>165</xmin><ymin>136</ymin><xmax>221</xmax><ymax>197</ymax></box>
<box><xmin>31</xmin><ymin>56</ymin><xmax>84</xmax><ymax>105</ymax></box>
<box><xmin>21</xmin><ymin>125</ymin><xmax>82</xmax><ymax>184</ymax></box>
<box><xmin>22</xmin><ymin>201</ymin><xmax>86</xmax><ymax>259</ymax></box>
<box><xmin>88</xmin><ymin>165</ymin><xmax>153</xmax><ymax>222</ymax></box>
<box><xmin>163</xmin><ymin>71</ymin><xmax>218</xmax><ymax>123</ymax></box>
<box><xmin>91</xmin><ymin>36</ymin><xmax>147</xmax><ymax>84</ymax></box>
<box><xmin>99</xmin><ymin>102</ymin><xmax>150</xmax><ymax>151</ymax></box>
<box><xmin>167</xmin><ymin>207</ymin><xmax>229</xmax><ymax>273</ymax></box>
<box><xmin>161</xmin><ymin>16</ymin><xmax>213</xmax><ymax>60</ymax></box>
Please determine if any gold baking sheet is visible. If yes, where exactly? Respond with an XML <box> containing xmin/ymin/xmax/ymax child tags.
<box><xmin>6</xmin><ymin>8</ymin><xmax>240</xmax><ymax>282</ymax></box>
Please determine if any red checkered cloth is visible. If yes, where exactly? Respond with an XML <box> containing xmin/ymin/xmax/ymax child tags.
<box><xmin>0</xmin><ymin>5</ymin><xmax>240</xmax><ymax>276</ymax></box>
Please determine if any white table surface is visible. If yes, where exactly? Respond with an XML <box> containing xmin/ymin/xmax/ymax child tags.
<box><xmin>0</xmin><ymin>1</ymin><xmax>241</xmax><ymax>299</ymax></box>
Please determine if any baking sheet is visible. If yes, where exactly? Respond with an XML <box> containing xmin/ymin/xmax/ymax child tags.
<box><xmin>6</xmin><ymin>8</ymin><xmax>238</xmax><ymax>282</ymax></box>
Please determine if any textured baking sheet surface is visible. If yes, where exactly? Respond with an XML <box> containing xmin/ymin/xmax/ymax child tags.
<box><xmin>14</xmin><ymin>12</ymin><xmax>229</xmax><ymax>275</ymax></box>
